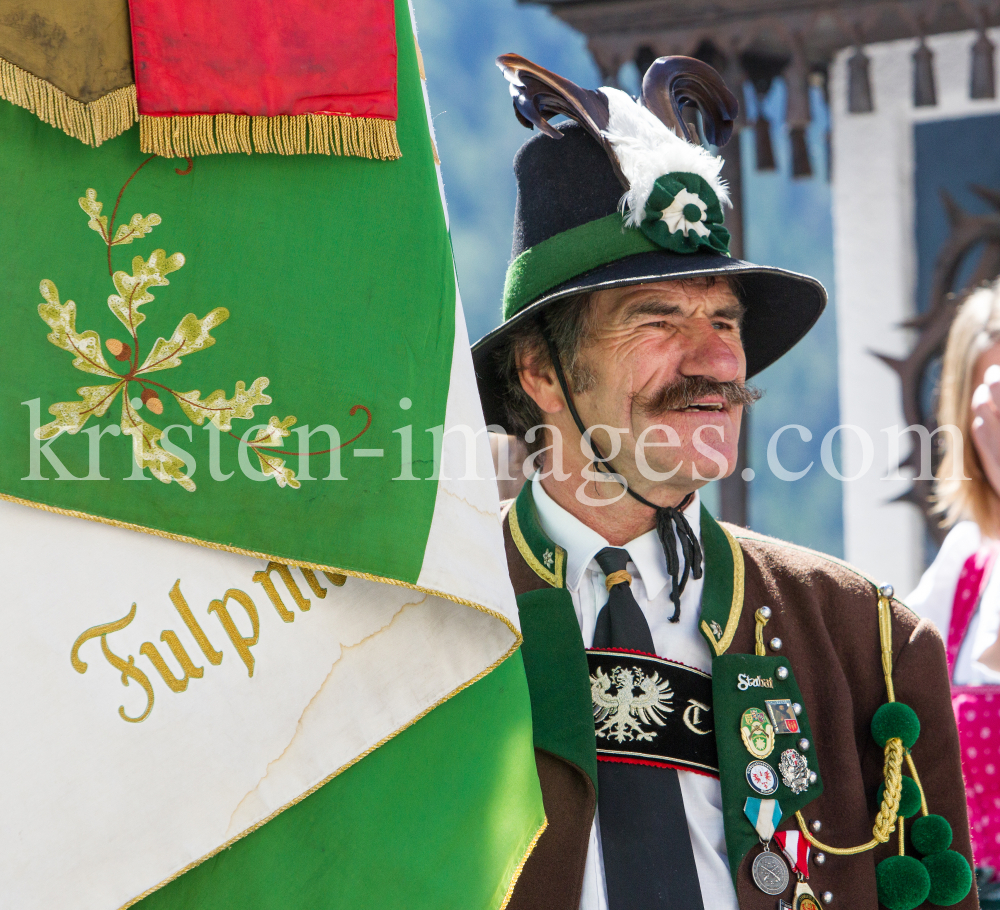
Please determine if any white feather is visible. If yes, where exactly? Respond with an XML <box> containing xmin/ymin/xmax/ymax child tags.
<box><xmin>600</xmin><ymin>86</ymin><xmax>729</xmax><ymax>227</ymax></box>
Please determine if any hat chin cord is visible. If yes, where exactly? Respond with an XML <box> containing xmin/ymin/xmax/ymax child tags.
<box><xmin>540</xmin><ymin>325</ymin><xmax>703</xmax><ymax>622</ymax></box>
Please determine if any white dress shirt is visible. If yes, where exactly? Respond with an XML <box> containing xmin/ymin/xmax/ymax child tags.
<box><xmin>531</xmin><ymin>475</ymin><xmax>738</xmax><ymax>910</ymax></box>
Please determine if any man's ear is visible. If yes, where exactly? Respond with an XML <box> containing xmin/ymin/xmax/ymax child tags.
<box><xmin>517</xmin><ymin>349</ymin><xmax>566</xmax><ymax>415</ymax></box>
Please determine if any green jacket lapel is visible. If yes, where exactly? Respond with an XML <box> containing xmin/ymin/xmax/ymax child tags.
<box><xmin>699</xmin><ymin>508</ymin><xmax>824</xmax><ymax>889</ymax></box>
<box><xmin>509</xmin><ymin>483</ymin><xmax>598</xmax><ymax>791</ymax></box>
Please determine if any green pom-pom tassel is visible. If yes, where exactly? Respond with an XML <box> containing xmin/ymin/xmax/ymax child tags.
<box><xmin>911</xmin><ymin>814</ymin><xmax>954</xmax><ymax>855</ymax></box>
<box><xmin>924</xmin><ymin>850</ymin><xmax>973</xmax><ymax>906</ymax></box>
<box><xmin>877</xmin><ymin>855</ymin><xmax>931</xmax><ymax>909</ymax></box>
<box><xmin>872</xmin><ymin>702</ymin><xmax>921</xmax><ymax>749</ymax></box>
<box><xmin>877</xmin><ymin>776</ymin><xmax>923</xmax><ymax>818</ymax></box>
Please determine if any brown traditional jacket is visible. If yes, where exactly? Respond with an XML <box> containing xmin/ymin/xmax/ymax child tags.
<box><xmin>502</xmin><ymin>485</ymin><xmax>977</xmax><ymax>910</ymax></box>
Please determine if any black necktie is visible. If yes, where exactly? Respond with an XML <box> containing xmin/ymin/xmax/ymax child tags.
<box><xmin>592</xmin><ymin>547</ymin><xmax>705</xmax><ymax>910</ymax></box>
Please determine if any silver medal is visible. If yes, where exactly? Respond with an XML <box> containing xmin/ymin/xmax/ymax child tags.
<box><xmin>752</xmin><ymin>849</ymin><xmax>790</xmax><ymax>896</ymax></box>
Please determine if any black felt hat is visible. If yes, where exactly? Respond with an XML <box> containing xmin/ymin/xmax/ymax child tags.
<box><xmin>471</xmin><ymin>54</ymin><xmax>827</xmax><ymax>429</ymax></box>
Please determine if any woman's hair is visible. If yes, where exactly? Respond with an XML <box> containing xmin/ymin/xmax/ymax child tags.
<box><xmin>935</xmin><ymin>280</ymin><xmax>1000</xmax><ymax>535</ymax></box>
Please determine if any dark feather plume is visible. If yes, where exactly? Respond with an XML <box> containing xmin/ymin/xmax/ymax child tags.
<box><xmin>640</xmin><ymin>56</ymin><xmax>739</xmax><ymax>147</ymax></box>
<box><xmin>496</xmin><ymin>53</ymin><xmax>627</xmax><ymax>187</ymax></box>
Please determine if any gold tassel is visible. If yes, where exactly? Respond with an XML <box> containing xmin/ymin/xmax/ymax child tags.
<box><xmin>0</xmin><ymin>55</ymin><xmax>136</xmax><ymax>147</ymax></box>
<box><xmin>137</xmin><ymin>112</ymin><xmax>400</xmax><ymax>160</ymax></box>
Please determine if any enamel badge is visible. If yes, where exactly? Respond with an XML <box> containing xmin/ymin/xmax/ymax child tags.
<box><xmin>765</xmin><ymin>698</ymin><xmax>800</xmax><ymax>734</ymax></box>
<box><xmin>741</xmin><ymin>707</ymin><xmax>775</xmax><ymax>759</ymax></box>
<box><xmin>746</xmin><ymin>760</ymin><xmax>778</xmax><ymax>795</ymax></box>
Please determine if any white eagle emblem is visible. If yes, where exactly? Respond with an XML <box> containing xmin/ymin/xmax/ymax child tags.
<box><xmin>591</xmin><ymin>665</ymin><xmax>674</xmax><ymax>743</ymax></box>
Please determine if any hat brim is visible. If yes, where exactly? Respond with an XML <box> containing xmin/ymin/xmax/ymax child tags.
<box><xmin>471</xmin><ymin>250</ymin><xmax>827</xmax><ymax>429</ymax></box>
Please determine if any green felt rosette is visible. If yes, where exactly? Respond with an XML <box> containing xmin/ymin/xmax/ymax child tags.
<box><xmin>640</xmin><ymin>173</ymin><xmax>730</xmax><ymax>255</ymax></box>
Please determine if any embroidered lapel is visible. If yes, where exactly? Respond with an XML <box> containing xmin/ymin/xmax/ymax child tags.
<box><xmin>509</xmin><ymin>482</ymin><xmax>567</xmax><ymax>588</ymax></box>
<box><xmin>698</xmin><ymin>502</ymin><xmax>744</xmax><ymax>656</ymax></box>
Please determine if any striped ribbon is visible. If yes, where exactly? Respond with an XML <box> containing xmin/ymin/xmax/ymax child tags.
<box><xmin>744</xmin><ymin>797</ymin><xmax>783</xmax><ymax>842</ymax></box>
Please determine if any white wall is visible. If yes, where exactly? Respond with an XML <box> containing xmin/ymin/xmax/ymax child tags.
<box><xmin>831</xmin><ymin>28</ymin><xmax>1000</xmax><ymax>594</ymax></box>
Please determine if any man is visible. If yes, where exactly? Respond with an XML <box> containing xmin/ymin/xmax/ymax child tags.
<box><xmin>472</xmin><ymin>54</ymin><xmax>977</xmax><ymax>910</ymax></box>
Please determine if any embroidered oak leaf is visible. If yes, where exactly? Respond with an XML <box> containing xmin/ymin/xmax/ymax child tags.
<box><xmin>175</xmin><ymin>378</ymin><xmax>272</xmax><ymax>432</ymax></box>
<box><xmin>108</xmin><ymin>250</ymin><xmax>185</xmax><ymax>332</ymax></box>
<box><xmin>121</xmin><ymin>397</ymin><xmax>195</xmax><ymax>492</ymax></box>
<box><xmin>80</xmin><ymin>189</ymin><xmax>161</xmax><ymax>247</ymax></box>
<box><xmin>36</xmin><ymin>383</ymin><xmax>124</xmax><ymax>439</ymax></box>
<box><xmin>252</xmin><ymin>415</ymin><xmax>297</xmax><ymax>448</ymax></box>
<box><xmin>38</xmin><ymin>282</ymin><xmax>117</xmax><ymax>378</ymax></box>
<box><xmin>36</xmin><ymin>182</ymin><xmax>302</xmax><ymax>493</ymax></box>
<box><xmin>138</xmin><ymin>308</ymin><xmax>229</xmax><ymax>373</ymax></box>
<box><xmin>250</xmin><ymin>416</ymin><xmax>300</xmax><ymax>489</ymax></box>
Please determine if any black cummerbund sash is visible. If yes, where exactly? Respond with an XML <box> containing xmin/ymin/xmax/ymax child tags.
<box><xmin>587</xmin><ymin>649</ymin><xmax>718</xmax><ymax>775</ymax></box>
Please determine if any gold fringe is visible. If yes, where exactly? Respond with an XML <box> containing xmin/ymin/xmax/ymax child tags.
<box><xmin>140</xmin><ymin>112</ymin><xmax>401</xmax><ymax>160</ymax></box>
<box><xmin>0</xmin><ymin>54</ymin><xmax>400</xmax><ymax>161</ymax></box>
<box><xmin>0</xmin><ymin>55</ymin><xmax>137</xmax><ymax>147</ymax></box>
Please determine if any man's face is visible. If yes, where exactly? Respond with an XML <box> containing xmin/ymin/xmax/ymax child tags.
<box><xmin>573</xmin><ymin>278</ymin><xmax>747</xmax><ymax>493</ymax></box>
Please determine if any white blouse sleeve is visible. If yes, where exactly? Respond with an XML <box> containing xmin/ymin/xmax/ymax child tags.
<box><xmin>904</xmin><ymin>521</ymin><xmax>982</xmax><ymax>640</ymax></box>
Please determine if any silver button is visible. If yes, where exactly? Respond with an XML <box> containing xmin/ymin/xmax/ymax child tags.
<box><xmin>879</xmin><ymin>584</ymin><xmax>894</xmax><ymax>599</ymax></box>
<box><xmin>815</xmin><ymin>852</ymin><xmax>826</xmax><ymax>865</ymax></box>
<box><xmin>822</xmin><ymin>892</ymin><xmax>833</xmax><ymax>904</ymax></box>
<box><xmin>809</xmin><ymin>771</ymin><xmax>818</xmax><ymax>784</ymax></box>
<box><xmin>810</xmin><ymin>819</ymin><xmax>822</xmax><ymax>833</ymax></box>
<box><xmin>792</xmin><ymin>703</ymin><xmax>802</xmax><ymax>716</ymax></box>
<box><xmin>776</xmin><ymin>666</ymin><xmax>789</xmax><ymax>680</ymax></box>
<box><xmin>758</xmin><ymin>605</ymin><xmax>772</xmax><ymax>620</ymax></box>
<box><xmin>798</xmin><ymin>738</ymin><xmax>810</xmax><ymax>752</ymax></box>
<box><xmin>770</xmin><ymin>637</ymin><xmax>783</xmax><ymax>651</ymax></box>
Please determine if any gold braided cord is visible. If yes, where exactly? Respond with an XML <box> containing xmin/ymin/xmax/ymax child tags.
<box><xmin>899</xmin><ymin>815</ymin><xmax>906</xmax><ymax>855</ymax></box>
<box><xmin>754</xmin><ymin>608</ymin><xmax>769</xmax><ymax>657</ymax></box>
<box><xmin>905</xmin><ymin>751</ymin><xmax>930</xmax><ymax>816</ymax></box>
<box><xmin>796</xmin><ymin>813</ymin><xmax>879</xmax><ymax>856</ymax></box>
<box><xmin>0</xmin><ymin>55</ymin><xmax>136</xmax><ymax>147</ymax></box>
<box><xmin>874</xmin><ymin>738</ymin><xmax>905</xmax><ymax>840</ymax></box>
<box><xmin>878</xmin><ymin>591</ymin><xmax>896</xmax><ymax>702</ymax></box>
<box><xmin>795</xmin><ymin>736</ymin><xmax>905</xmax><ymax>855</ymax></box>
<box><xmin>139</xmin><ymin>112</ymin><xmax>401</xmax><ymax>160</ymax></box>
<box><xmin>605</xmin><ymin>570</ymin><xmax>632</xmax><ymax>591</ymax></box>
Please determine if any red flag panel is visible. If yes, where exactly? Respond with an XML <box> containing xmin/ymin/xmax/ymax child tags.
<box><xmin>129</xmin><ymin>0</ymin><xmax>397</xmax><ymax>119</ymax></box>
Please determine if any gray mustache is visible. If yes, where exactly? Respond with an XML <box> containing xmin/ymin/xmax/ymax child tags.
<box><xmin>633</xmin><ymin>376</ymin><xmax>762</xmax><ymax>415</ymax></box>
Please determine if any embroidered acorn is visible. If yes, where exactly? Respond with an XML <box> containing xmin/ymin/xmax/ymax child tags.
<box><xmin>106</xmin><ymin>338</ymin><xmax>132</xmax><ymax>362</ymax></box>
<box><xmin>140</xmin><ymin>388</ymin><xmax>163</xmax><ymax>415</ymax></box>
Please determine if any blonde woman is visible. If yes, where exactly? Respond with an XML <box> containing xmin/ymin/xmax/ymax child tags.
<box><xmin>908</xmin><ymin>280</ymin><xmax>1000</xmax><ymax>886</ymax></box>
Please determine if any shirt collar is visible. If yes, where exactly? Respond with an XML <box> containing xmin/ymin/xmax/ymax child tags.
<box><xmin>530</xmin><ymin>473</ymin><xmax>701</xmax><ymax>600</ymax></box>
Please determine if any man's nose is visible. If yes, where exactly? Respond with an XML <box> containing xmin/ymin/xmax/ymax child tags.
<box><xmin>677</xmin><ymin>323</ymin><xmax>742</xmax><ymax>382</ymax></box>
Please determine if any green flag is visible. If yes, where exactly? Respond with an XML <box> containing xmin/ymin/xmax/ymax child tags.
<box><xmin>0</xmin><ymin>2</ymin><xmax>544</xmax><ymax>908</ymax></box>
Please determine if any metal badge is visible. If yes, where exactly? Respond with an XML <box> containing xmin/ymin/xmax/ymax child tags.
<box><xmin>752</xmin><ymin>849</ymin><xmax>790</xmax><ymax>896</ymax></box>
<box><xmin>741</xmin><ymin>707</ymin><xmax>775</xmax><ymax>759</ymax></box>
<box><xmin>794</xmin><ymin>881</ymin><xmax>822</xmax><ymax>910</ymax></box>
<box><xmin>765</xmin><ymin>698</ymin><xmax>800</xmax><ymax>734</ymax></box>
<box><xmin>779</xmin><ymin>749</ymin><xmax>812</xmax><ymax>794</ymax></box>
<box><xmin>780</xmin><ymin>902</ymin><xmax>793</xmax><ymax>910</ymax></box>
<box><xmin>746</xmin><ymin>760</ymin><xmax>779</xmax><ymax>795</ymax></box>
